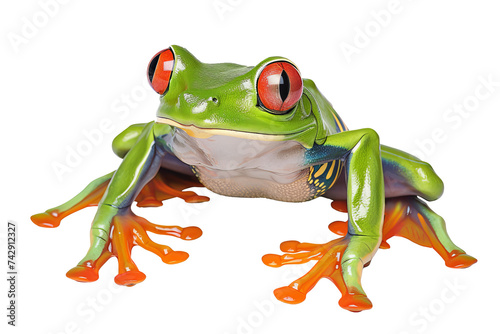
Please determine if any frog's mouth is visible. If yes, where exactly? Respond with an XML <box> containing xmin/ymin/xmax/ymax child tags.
<box><xmin>156</xmin><ymin>117</ymin><xmax>302</xmax><ymax>141</ymax></box>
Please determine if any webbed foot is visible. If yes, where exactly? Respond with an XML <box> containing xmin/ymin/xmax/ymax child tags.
<box><xmin>263</xmin><ymin>236</ymin><xmax>373</xmax><ymax>311</ymax></box>
<box><xmin>66</xmin><ymin>209</ymin><xmax>202</xmax><ymax>286</ymax></box>
<box><xmin>264</xmin><ymin>196</ymin><xmax>477</xmax><ymax>311</ymax></box>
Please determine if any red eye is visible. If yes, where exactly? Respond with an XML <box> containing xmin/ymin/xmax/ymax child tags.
<box><xmin>257</xmin><ymin>61</ymin><xmax>303</xmax><ymax>113</ymax></box>
<box><xmin>147</xmin><ymin>48</ymin><xmax>175</xmax><ymax>95</ymax></box>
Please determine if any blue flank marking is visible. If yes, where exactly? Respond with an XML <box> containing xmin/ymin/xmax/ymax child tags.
<box><xmin>304</xmin><ymin>143</ymin><xmax>346</xmax><ymax>166</ymax></box>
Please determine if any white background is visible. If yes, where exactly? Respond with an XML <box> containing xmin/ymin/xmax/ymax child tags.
<box><xmin>1</xmin><ymin>0</ymin><xmax>499</xmax><ymax>333</ymax></box>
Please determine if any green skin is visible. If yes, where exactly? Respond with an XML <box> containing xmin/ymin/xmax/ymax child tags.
<box><xmin>50</xmin><ymin>46</ymin><xmax>452</xmax><ymax>303</ymax></box>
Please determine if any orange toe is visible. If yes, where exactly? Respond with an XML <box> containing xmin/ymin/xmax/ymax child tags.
<box><xmin>31</xmin><ymin>212</ymin><xmax>61</xmax><ymax>228</ymax></box>
<box><xmin>328</xmin><ymin>221</ymin><xmax>348</xmax><ymax>236</ymax></box>
<box><xmin>114</xmin><ymin>271</ymin><xmax>146</xmax><ymax>286</ymax></box>
<box><xmin>180</xmin><ymin>226</ymin><xmax>203</xmax><ymax>240</ymax></box>
<box><xmin>280</xmin><ymin>240</ymin><xmax>300</xmax><ymax>252</ymax></box>
<box><xmin>338</xmin><ymin>293</ymin><xmax>373</xmax><ymax>312</ymax></box>
<box><xmin>66</xmin><ymin>266</ymin><xmax>99</xmax><ymax>282</ymax></box>
<box><xmin>274</xmin><ymin>286</ymin><xmax>307</xmax><ymax>304</ymax></box>
<box><xmin>163</xmin><ymin>251</ymin><xmax>189</xmax><ymax>264</ymax></box>
<box><xmin>262</xmin><ymin>254</ymin><xmax>281</xmax><ymax>267</ymax></box>
<box><xmin>446</xmin><ymin>252</ymin><xmax>477</xmax><ymax>268</ymax></box>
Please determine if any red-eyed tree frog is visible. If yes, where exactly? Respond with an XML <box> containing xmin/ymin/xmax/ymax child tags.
<box><xmin>31</xmin><ymin>46</ymin><xmax>476</xmax><ymax>312</ymax></box>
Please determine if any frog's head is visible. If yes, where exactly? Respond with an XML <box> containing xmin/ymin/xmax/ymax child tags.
<box><xmin>149</xmin><ymin>45</ymin><xmax>321</xmax><ymax>148</ymax></box>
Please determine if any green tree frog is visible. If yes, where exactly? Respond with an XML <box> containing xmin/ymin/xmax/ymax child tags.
<box><xmin>31</xmin><ymin>46</ymin><xmax>476</xmax><ymax>312</ymax></box>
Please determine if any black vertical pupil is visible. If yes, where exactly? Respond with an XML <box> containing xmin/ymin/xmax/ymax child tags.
<box><xmin>148</xmin><ymin>53</ymin><xmax>160</xmax><ymax>83</ymax></box>
<box><xmin>279</xmin><ymin>70</ymin><xmax>290</xmax><ymax>102</ymax></box>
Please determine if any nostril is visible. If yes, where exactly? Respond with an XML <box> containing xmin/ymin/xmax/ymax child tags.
<box><xmin>211</xmin><ymin>97</ymin><xmax>218</xmax><ymax>104</ymax></box>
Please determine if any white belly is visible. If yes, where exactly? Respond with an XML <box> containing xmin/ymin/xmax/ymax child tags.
<box><xmin>164</xmin><ymin>128</ymin><xmax>315</xmax><ymax>201</ymax></box>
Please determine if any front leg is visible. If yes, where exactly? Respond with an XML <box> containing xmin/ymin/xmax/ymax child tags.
<box><xmin>265</xmin><ymin>129</ymin><xmax>384</xmax><ymax>311</ymax></box>
<box><xmin>66</xmin><ymin>121</ymin><xmax>195</xmax><ymax>285</ymax></box>
<box><xmin>80</xmin><ymin>121</ymin><xmax>162</xmax><ymax>265</ymax></box>
<box><xmin>314</xmin><ymin>129</ymin><xmax>384</xmax><ymax>309</ymax></box>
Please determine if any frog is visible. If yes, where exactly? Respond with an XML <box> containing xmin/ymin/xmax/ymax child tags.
<box><xmin>31</xmin><ymin>45</ymin><xmax>476</xmax><ymax>312</ymax></box>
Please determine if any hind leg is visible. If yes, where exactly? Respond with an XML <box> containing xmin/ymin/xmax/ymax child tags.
<box><xmin>381</xmin><ymin>145</ymin><xmax>444</xmax><ymax>201</ymax></box>
<box><xmin>383</xmin><ymin>196</ymin><xmax>477</xmax><ymax>268</ymax></box>
<box><xmin>321</xmin><ymin>145</ymin><xmax>444</xmax><ymax>201</ymax></box>
<box><xmin>330</xmin><ymin>145</ymin><xmax>476</xmax><ymax>267</ymax></box>
<box><xmin>31</xmin><ymin>172</ymin><xmax>114</xmax><ymax>228</ymax></box>
<box><xmin>331</xmin><ymin>196</ymin><xmax>477</xmax><ymax>268</ymax></box>
<box><xmin>380</xmin><ymin>145</ymin><xmax>476</xmax><ymax>266</ymax></box>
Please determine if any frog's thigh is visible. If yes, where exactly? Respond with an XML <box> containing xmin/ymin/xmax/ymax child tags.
<box><xmin>112</xmin><ymin>123</ymin><xmax>147</xmax><ymax>158</ymax></box>
<box><xmin>381</xmin><ymin>145</ymin><xmax>444</xmax><ymax>201</ymax></box>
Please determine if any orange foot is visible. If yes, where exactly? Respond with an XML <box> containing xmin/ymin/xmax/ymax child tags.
<box><xmin>263</xmin><ymin>197</ymin><xmax>477</xmax><ymax>312</ymax></box>
<box><xmin>66</xmin><ymin>209</ymin><xmax>202</xmax><ymax>286</ymax></box>
<box><xmin>262</xmin><ymin>236</ymin><xmax>372</xmax><ymax>312</ymax></box>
